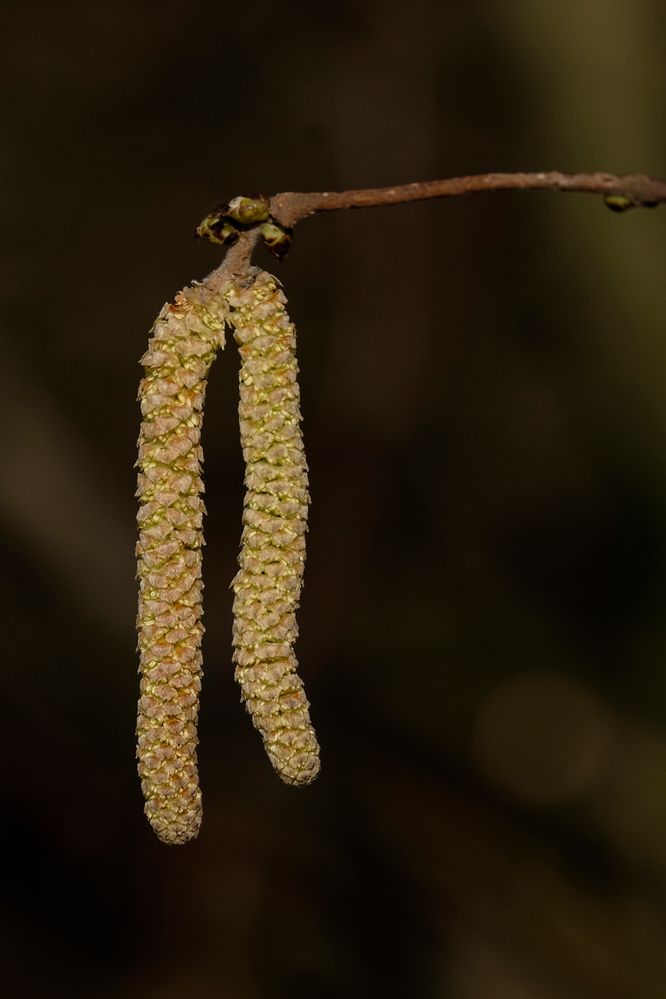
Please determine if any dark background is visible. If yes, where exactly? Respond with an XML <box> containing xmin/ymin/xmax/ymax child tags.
<box><xmin>2</xmin><ymin>1</ymin><xmax>666</xmax><ymax>996</ymax></box>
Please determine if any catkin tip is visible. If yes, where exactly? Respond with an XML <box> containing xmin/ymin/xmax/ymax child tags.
<box><xmin>144</xmin><ymin>795</ymin><xmax>202</xmax><ymax>845</ymax></box>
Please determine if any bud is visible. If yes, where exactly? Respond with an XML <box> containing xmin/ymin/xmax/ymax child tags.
<box><xmin>226</xmin><ymin>195</ymin><xmax>270</xmax><ymax>226</ymax></box>
<box><xmin>603</xmin><ymin>194</ymin><xmax>634</xmax><ymax>213</ymax></box>
<box><xmin>260</xmin><ymin>221</ymin><xmax>292</xmax><ymax>260</ymax></box>
<box><xmin>136</xmin><ymin>278</ymin><xmax>228</xmax><ymax>844</ymax></box>
<box><xmin>196</xmin><ymin>209</ymin><xmax>240</xmax><ymax>246</ymax></box>
<box><xmin>225</xmin><ymin>270</ymin><xmax>320</xmax><ymax>785</ymax></box>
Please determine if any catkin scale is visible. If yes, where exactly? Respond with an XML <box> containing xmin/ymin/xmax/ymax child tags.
<box><xmin>226</xmin><ymin>270</ymin><xmax>320</xmax><ymax>785</ymax></box>
<box><xmin>136</xmin><ymin>279</ymin><xmax>228</xmax><ymax>845</ymax></box>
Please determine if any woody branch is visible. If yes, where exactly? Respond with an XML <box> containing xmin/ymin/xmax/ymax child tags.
<box><xmin>269</xmin><ymin>171</ymin><xmax>666</xmax><ymax>228</ymax></box>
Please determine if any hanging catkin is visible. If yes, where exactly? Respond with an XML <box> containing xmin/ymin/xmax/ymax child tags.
<box><xmin>225</xmin><ymin>269</ymin><xmax>320</xmax><ymax>785</ymax></box>
<box><xmin>136</xmin><ymin>278</ymin><xmax>228</xmax><ymax>845</ymax></box>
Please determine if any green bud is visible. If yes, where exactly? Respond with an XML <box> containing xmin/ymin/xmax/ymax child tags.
<box><xmin>260</xmin><ymin>221</ymin><xmax>292</xmax><ymax>260</ymax></box>
<box><xmin>196</xmin><ymin>210</ymin><xmax>240</xmax><ymax>246</ymax></box>
<box><xmin>603</xmin><ymin>194</ymin><xmax>634</xmax><ymax>213</ymax></box>
<box><xmin>226</xmin><ymin>195</ymin><xmax>270</xmax><ymax>225</ymax></box>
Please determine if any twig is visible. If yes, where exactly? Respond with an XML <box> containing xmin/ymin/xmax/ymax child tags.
<box><xmin>269</xmin><ymin>171</ymin><xmax>666</xmax><ymax>228</ymax></box>
<box><xmin>198</xmin><ymin>172</ymin><xmax>666</xmax><ymax>265</ymax></box>
<box><xmin>207</xmin><ymin>229</ymin><xmax>261</xmax><ymax>290</ymax></box>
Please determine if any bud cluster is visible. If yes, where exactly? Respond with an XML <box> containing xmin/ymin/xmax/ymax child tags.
<box><xmin>196</xmin><ymin>197</ymin><xmax>292</xmax><ymax>259</ymax></box>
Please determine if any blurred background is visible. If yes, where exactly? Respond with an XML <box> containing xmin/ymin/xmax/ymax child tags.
<box><xmin>2</xmin><ymin>0</ymin><xmax>666</xmax><ymax>995</ymax></box>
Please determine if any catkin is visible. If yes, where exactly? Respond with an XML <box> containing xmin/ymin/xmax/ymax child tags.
<box><xmin>226</xmin><ymin>269</ymin><xmax>320</xmax><ymax>785</ymax></box>
<box><xmin>136</xmin><ymin>278</ymin><xmax>228</xmax><ymax>844</ymax></box>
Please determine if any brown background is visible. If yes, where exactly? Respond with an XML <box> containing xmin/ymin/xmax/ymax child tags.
<box><xmin>2</xmin><ymin>1</ymin><xmax>666</xmax><ymax>996</ymax></box>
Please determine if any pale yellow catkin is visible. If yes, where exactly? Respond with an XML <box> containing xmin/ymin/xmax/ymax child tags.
<box><xmin>225</xmin><ymin>269</ymin><xmax>320</xmax><ymax>785</ymax></box>
<box><xmin>136</xmin><ymin>278</ymin><xmax>228</xmax><ymax>844</ymax></box>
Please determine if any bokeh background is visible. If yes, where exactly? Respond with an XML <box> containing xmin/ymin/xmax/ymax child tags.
<box><xmin>2</xmin><ymin>1</ymin><xmax>666</xmax><ymax>996</ymax></box>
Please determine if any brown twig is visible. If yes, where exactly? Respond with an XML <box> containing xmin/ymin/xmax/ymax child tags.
<box><xmin>269</xmin><ymin>171</ymin><xmax>666</xmax><ymax>229</ymax></box>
